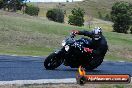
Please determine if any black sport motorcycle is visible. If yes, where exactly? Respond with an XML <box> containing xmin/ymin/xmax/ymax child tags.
<box><xmin>44</xmin><ymin>33</ymin><xmax>103</xmax><ymax>70</ymax></box>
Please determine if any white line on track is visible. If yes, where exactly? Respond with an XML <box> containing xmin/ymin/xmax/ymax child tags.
<box><xmin>0</xmin><ymin>78</ymin><xmax>76</xmax><ymax>85</ymax></box>
<box><xmin>0</xmin><ymin>78</ymin><xmax>132</xmax><ymax>85</ymax></box>
<box><xmin>10</xmin><ymin>54</ymin><xmax>41</xmax><ymax>58</ymax></box>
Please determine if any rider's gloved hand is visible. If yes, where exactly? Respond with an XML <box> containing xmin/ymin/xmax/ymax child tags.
<box><xmin>72</xmin><ymin>30</ymin><xmax>79</xmax><ymax>35</ymax></box>
<box><xmin>84</xmin><ymin>48</ymin><xmax>93</xmax><ymax>53</ymax></box>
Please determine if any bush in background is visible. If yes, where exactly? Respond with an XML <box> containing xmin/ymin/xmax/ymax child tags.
<box><xmin>130</xmin><ymin>27</ymin><xmax>132</xmax><ymax>34</ymax></box>
<box><xmin>104</xmin><ymin>14</ymin><xmax>111</xmax><ymax>21</ymax></box>
<box><xmin>98</xmin><ymin>11</ymin><xmax>103</xmax><ymax>19</ymax></box>
<box><xmin>46</xmin><ymin>8</ymin><xmax>64</xmax><ymax>23</ymax></box>
<box><xmin>68</xmin><ymin>8</ymin><xmax>85</xmax><ymax>26</ymax></box>
<box><xmin>0</xmin><ymin>0</ymin><xmax>3</xmax><ymax>9</ymax></box>
<box><xmin>98</xmin><ymin>11</ymin><xmax>111</xmax><ymax>21</ymax></box>
<box><xmin>25</xmin><ymin>4</ymin><xmax>39</xmax><ymax>16</ymax></box>
<box><xmin>111</xmin><ymin>1</ymin><xmax>131</xmax><ymax>33</ymax></box>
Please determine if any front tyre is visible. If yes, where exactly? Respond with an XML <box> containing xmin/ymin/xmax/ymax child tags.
<box><xmin>44</xmin><ymin>53</ymin><xmax>63</xmax><ymax>70</ymax></box>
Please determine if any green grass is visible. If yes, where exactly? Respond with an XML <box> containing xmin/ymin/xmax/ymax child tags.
<box><xmin>0</xmin><ymin>11</ymin><xmax>131</xmax><ymax>61</ymax></box>
<box><xmin>0</xmin><ymin>11</ymin><xmax>77</xmax><ymax>56</ymax></box>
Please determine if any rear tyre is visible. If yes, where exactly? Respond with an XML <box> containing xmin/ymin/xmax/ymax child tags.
<box><xmin>44</xmin><ymin>53</ymin><xmax>63</xmax><ymax>70</ymax></box>
<box><xmin>84</xmin><ymin>58</ymin><xmax>103</xmax><ymax>70</ymax></box>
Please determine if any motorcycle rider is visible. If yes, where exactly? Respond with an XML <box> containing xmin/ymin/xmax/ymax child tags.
<box><xmin>72</xmin><ymin>27</ymin><xmax>108</xmax><ymax>67</ymax></box>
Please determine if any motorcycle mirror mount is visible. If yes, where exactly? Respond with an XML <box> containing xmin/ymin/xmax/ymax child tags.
<box><xmin>70</xmin><ymin>33</ymin><xmax>76</xmax><ymax>38</ymax></box>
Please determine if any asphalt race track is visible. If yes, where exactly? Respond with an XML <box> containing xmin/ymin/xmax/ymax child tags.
<box><xmin>0</xmin><ymin>55</ymin><xmax>132</xmax><ymax>81</ymax></box>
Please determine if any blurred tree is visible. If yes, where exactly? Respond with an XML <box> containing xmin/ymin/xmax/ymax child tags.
<box><xmin>111</xmin><ymin>1</ymin><xmax>131</xmax><ymax>33</ymax></box>
<box><xmin>86</xmin><ymin>15</ymin><xmax>93</xmax><ymax>29</ymax></box>
<box><xmin>46</xmin><ymin>8</ymin><xmax>64</xmax><ymax>23</ymax></box>
<box><xmin>104</xmin><ymin>14</ymin><xmax>111</xmax><ymax>21</ymax></box>
<box><xmin>3</xmin><ymin>0</ymin><xmax>25</xmax><ymax>12</ymax></box>
<box><xmin>98</xmin><ymin>11</ymin><xmax>103</xmax><ymax>19</ymax></box>
<box><xmin>25</xmin><ymin>4</ymin><xmax>39</xmax><ymax>16</ymax></box>
<box><xmin>130</xmin><ymin>27</ymin><xmax>132</xmax><ymax>34</ymax></box>
<box><xmin>0</xmin><ymin>0</ymin><xmax>3</xmax><ymax>9</ymax></box>
<box><xmin>68</xmin><ymin>8</ymin><xmax>85</xmax><ymax>26</ymax></box>
<box><xmin>66</xmin><ymin>0</ymin><xmax>69</xmax><ymax>2</ymax></box>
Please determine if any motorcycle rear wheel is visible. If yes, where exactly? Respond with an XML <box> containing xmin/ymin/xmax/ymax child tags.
<box><xmin>44</xmin><ymin>53</ymin><xmax>63</xmax><ymax>70</ymax></box>
<box><xmin>84</xmin><ymin>58</ymin><xmax>103</xmax><ymax>70</ymax></box>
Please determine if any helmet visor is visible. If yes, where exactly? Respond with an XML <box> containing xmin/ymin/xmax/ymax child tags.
<box><xmin>93</xmin><ymin>34</ymin><xmax>101</xmax><ymax>40</ymax></box>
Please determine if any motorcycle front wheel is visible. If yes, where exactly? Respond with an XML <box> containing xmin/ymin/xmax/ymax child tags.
<box><xmin>44</xmin><ymin>53</ymin><xmax>63</xmax><ymax>70</ymax></box>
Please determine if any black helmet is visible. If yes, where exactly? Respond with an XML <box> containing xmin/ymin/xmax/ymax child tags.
<box><xmin>92</xmin><ymin>27</ymin><xmax>102</xmax><ymax>40</ymax></box>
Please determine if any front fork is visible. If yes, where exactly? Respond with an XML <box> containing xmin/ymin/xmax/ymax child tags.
<box><xmin>54</xmin><ymin>47</ymin><xmax>66</xmax><ymax>58</ymax></box>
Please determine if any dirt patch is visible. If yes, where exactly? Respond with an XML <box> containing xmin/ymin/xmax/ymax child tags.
<box><xmin>0</xmin><ymin>83</ymin><xmax>132</xmax><ymax>88</ymax></box>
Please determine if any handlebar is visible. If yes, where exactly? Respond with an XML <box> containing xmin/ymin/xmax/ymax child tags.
<box><xmin>70</xmin><ymin>33</ymin><xmax>76</xmax><ymax>38</ymax></box>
